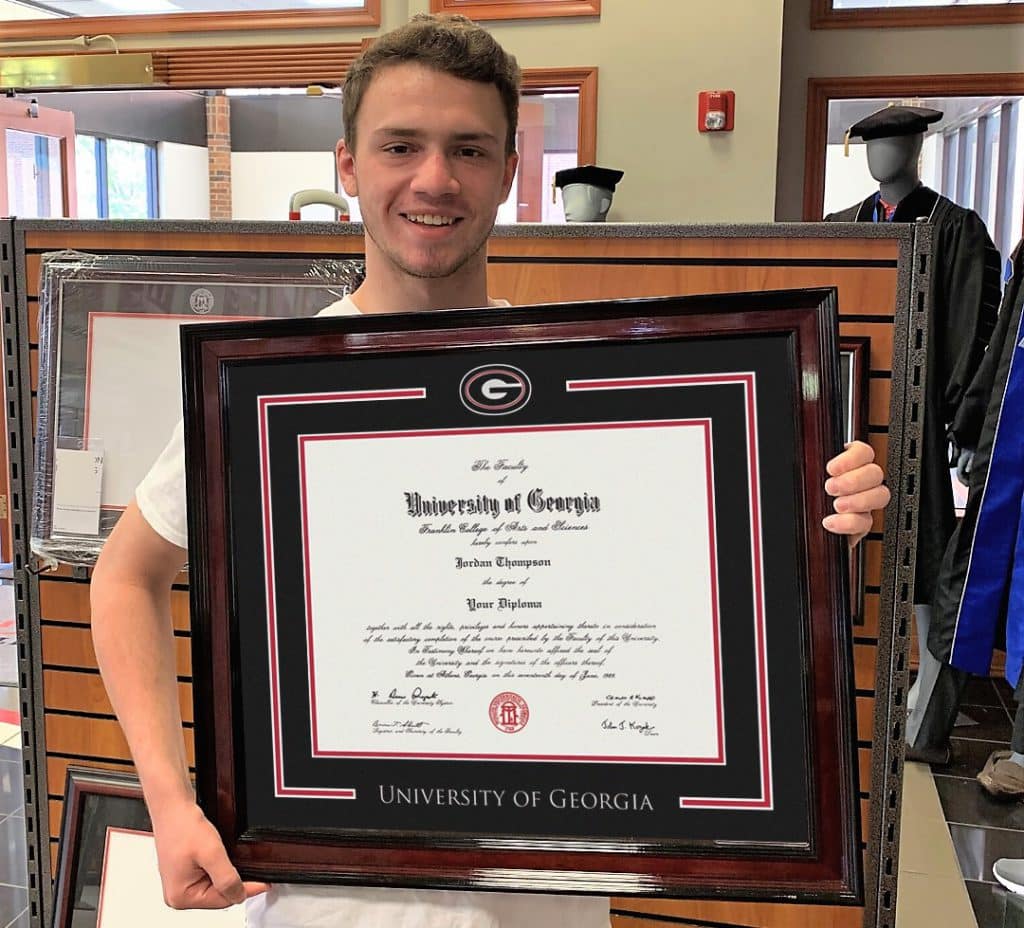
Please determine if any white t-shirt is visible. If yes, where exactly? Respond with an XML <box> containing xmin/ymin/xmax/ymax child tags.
<box><xmin>135</xmin><ymin>294</ymin><xmax>610</xmax><ymax>928</ymax></box>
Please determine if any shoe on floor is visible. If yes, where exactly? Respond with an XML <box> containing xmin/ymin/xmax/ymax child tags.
<box><xmin>977</xmin><ymin>750</ymin><xmax>1024</xmax><ymax>798</ymax></box>
<box><xmin>994</xmin><ymin>857</ymin><xmax>1024</xmax><ymax>893</ymax></box>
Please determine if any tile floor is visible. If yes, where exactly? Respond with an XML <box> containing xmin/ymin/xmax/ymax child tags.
<box><xmin>931</xmin><ymin>675</ymin><xmax>1024</xmax><ymax>927</ymax></box>
<box><xmin>0</xmin><ymin>683</ymin><xmax>27</xmax><ymax>928</ymax></box>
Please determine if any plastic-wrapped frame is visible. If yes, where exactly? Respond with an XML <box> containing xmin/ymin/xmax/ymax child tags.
<box><xmin>32</xmin><ymin>250</ymin><xmax>365</xmax><ymax>565</ymax></box>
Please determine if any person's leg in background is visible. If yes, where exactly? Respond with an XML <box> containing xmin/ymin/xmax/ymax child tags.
<box><xmin>906</xmin><ymin>604</ymin><xmax>970</xmax><ymax>765</ymax></box>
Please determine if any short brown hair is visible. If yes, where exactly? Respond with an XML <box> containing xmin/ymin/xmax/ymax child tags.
<box><xmin>343</xmin><ymin>13</ymin><xmax>521</xmax><ymax>156</ymax></box>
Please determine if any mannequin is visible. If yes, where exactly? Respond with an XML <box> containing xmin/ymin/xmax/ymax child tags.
<box><xmin>553</xmin><ymin>165</ymin><xmax>623</xmax><ymax>222</ymax></box>
<box><xmin>867</xmin><ymin>134</ymin><xmax>923</xmax><ymax>207</ymax></box>
<box><xmin>826</xmin><ymin>105</ymin><xmax>1003</xmax><ymax>764</ymax></box>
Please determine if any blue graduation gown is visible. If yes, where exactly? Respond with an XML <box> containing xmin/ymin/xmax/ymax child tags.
<box><xmin>931</xmin><ymin>240</ymin><xmax>1024</xmax><ymax>685</ymax></box>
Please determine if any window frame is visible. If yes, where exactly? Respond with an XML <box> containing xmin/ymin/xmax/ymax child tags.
<box><xmin>803</xmin><ymin>73</ymin><xmax>1024</xmax><ymax>222</ymax></box>
<box><xmin>430</xmin><ymin>0</ymin><xmax>599</xmax><ymax>20</ymax></box>
<box><xmin>810</xmin><ymin>0</ymin><xmax>1024</xmax><ymax>29</ymax></box>
<box><xmin>0</xmin><ymin>0</ymin><xmax>380</xmax><ymax>41</ymax></box>
<box><xmin>76</xmin><ymin>133</ymin><xmax>160</xmax><ymax>220</ymax></box>
<box><xmin>520</xmin><ymin>67</ymin><xmax>598</xmax><ymax>166</ymax></box>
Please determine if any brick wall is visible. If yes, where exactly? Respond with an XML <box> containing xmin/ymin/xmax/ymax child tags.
<box><xmin>206</xmin><ymin>94</ymin><xmax>232</xmax><ymax>220</ymax></box>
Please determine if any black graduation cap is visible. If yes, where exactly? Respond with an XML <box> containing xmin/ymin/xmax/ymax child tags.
<box><xmin>552</xmin><ymin>164</ymin><xmax>623</xmax><ymax>206</ymax></box>
<box><xmin>554</xmin><ymin>164</ymin><xmax>623</xmax><ymax>192</ymax></box>
<box><xmin>844</xmin><ymin>104</ymin><xmax>943</xmax><ymax>154</ymax></box>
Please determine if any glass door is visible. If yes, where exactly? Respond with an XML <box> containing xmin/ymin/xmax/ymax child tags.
<box><xmin>0</xmin><ymin>97</ymin><xmax>78</xmax><ymax>564</ymax></box>
<box><xmin>0</xmin><ymin>97</ymin><xmax>78</xmax><ymax>219</ymax></box>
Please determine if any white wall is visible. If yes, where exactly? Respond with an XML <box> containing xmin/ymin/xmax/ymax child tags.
<box><xmin>157</xmin><ymin>142</ymin><xmax>209</xmax><ymax>220</ymax></box>
<box><xmin>822</xmin><ymin>143</ymin><xmax>876</xmax><ymax>217</ymax></box>
<box><xmin>482</xmin><ymin>0</ymin><xmax>786</xmax><ymax>223</ymax></box>
<box><xmin>231</xmin><ymin>151</ymin><xmax>338</xmax><ymax>221</ymax></box>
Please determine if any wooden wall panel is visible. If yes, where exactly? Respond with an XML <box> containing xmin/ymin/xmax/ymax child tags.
<box><xmin>870</xmin><ymin>378</ymin><xmax>893</xmax><ymax>426</ymax></box>
<box><xmin>487</xmin><ymin>264</ymin><xmax>898</xmax><ymax>316</ymax></box>
<box><xmin>46</xmin><ymin>756</ymin><xmax>133</xmax><ymax>801</ymax></box>
<box><xmin>44</xmin><ymin>714</ymin><xmax>193</xmax><ymax>763</ymax></box>
<box><xmin>21</xmin><ymin>226</ymin><xmax>905</xmax><ymax>928</ymax></box>
<box><xmin>42</xmin><ymin>669</ymin><xmax>193</xmax><ymax>722</ymax></box>
<box><xmin>41</xmin><ymin>624</ymin><xmax>192</xmax><ymax>676</ymax></box>
<box><xmin>40</xmin><ymin>577</ymin><xmax>191</xmax><ymax>632</ymax></box>
<box><xmin>857</xmin><ymin>697</ymin><xmax>875</xmax><ymax>742</ymax></box>
<box><xmin>486</xmin><ymin>235</ymin><xmax>900</xmax><ymax>261</ymax></box>
<box><xmin>855</xmin><ymin>644</ymin><xmax>878</xmax><ymax>692</ymax></box>
<box><xmin>862</xmin><ymin>592</ymin><xmax>880</xmax><ymax>639</ymax></box>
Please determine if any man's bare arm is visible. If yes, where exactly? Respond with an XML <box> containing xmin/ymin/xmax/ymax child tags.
<box><xmin>91</xmin><ymin>502</ymin><xmax>268</xmax><ymax>908</ymax></box>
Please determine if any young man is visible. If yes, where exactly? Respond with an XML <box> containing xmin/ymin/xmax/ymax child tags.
<box><xmin>90</xmin><ymin>14</ymin><xmax>890</xmax><ymax>927</ymax></box>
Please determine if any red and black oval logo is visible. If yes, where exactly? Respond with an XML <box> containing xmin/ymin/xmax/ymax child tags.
<box><xmin>460</xmin><ymin>364</ymin><xmax>531</xmax><ymax>416</ymax></box>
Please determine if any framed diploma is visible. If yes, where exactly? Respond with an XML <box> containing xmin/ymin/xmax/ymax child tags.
<box><xmin>183</xmin><ymin>289</ymin><xmax>861</xmax><ymax>902</ymax></box>
<box><xmin>31</xmin><ymin>251</ymin><xmax>363</xmax><ymax>564</ymax></box>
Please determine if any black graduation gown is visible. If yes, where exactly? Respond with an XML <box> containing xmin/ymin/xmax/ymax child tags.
<box><xmin>931</xmin><ymin>239</ymin><xmax>1024</xmax><ymax>681</ymax></box>
<box><xmin>825</xmin><ymin>185</ymin><xmax>1002</xmax><ymax>602</ymax></box>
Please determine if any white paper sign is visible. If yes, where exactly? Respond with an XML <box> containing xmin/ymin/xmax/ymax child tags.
<box><xmin>84</xmin><ymin>314</ymin><xmax>236</xmax><ymax>509</ymax></box>
<box><xmin>96</xmin><ymin>828</ymin><xmax>245</xmax><ymax>928</ymax></box>
<box><xmin>52</xmin><ymin>447</ymin><xmax>103</xmax><ymax>535</ymax></box>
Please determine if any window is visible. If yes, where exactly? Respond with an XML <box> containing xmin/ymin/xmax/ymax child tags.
<box><xmin>496</xmin><ymin>93</ymin><xmax>582</xmax><ymax>224</ymax></box>
<box><xmin>812</xmin><ymin>0</ymin><xmax>1024</xmax><ymax>26</ymax></box>
<box><xmin>76</xmin><ymin>135</ymin><xmax>158</xmax><ymax>219</ymax></box>
<box><xmin>0</xmin><ymin>0</ymin><xmax>380</xmax><ymax>39</ymax></box>
<box><xmin>835</xmin><ymin>0</ymin><xmax>1021</xmax><ymax>6</ymax></box>
<box><xmin>5</xmin><ymin>129</ymin><xmax>64</xmax><ymax>218</ymax></box>
<box><xmin>429</xmin><ymin>0</ymin><xmax>599</xmax><ymax>21</ymax></box>
<box><xmin>820</xmin><ymin>96</ymin><xmax>1024</xmax><ymax>262</ymax></box>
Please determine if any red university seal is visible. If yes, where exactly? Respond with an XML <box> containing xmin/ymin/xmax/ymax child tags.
<box><xmin>489</xmin><ymin>692</ymin><xmax>529</xmax><ymax>733</ymax></box>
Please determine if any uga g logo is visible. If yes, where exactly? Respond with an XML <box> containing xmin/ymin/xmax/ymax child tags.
<box><xmin>460</xmin><ymin>364</ymin><xmax>531</xmax><ymax>415</ymax></box>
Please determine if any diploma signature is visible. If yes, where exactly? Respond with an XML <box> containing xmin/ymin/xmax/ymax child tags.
<box><xmin>371</xmin><ymin>687</ymin><xmax>454</xmax><ymax>707</ymax></box>
<box><xmin>601</xmin><ymin>718</ymin><xmax>659</xmax><ymax>736</ymax></box>
<box><xmin>372</xmin><ymin>719</ymin><xmax>430</xmax><ymax>734</ymax></box>
<box><xmin>591</xmin><ymin>693</ymin><xmax>658</xmax><ymax>709</ymax></box>
<box><xmin>371</xmin><ymin>720</ymin><xmax>463</xmax><ymax>737</ymax></box>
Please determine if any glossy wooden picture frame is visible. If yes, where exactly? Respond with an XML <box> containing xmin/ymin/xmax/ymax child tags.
<box><xmin>52</xmin><ymin>767</ymin><xmax>150</xmax><ymax>928</ymax></box>
<box><xmin>182</xmin><ymin>289</ymin><xmax>862</xmax><ymax>903</ymax></box>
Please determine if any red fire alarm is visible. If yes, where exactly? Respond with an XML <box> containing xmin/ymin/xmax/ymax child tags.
<box><xmin>698</xmin><ymin>91</ymin><xmax>735</xmax><ymax>132</ymax></box>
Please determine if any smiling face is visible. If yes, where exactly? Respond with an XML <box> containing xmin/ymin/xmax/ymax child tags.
<box><xmin>337</xmin><ymin>62</ymin><xmax>518</xmax><ymax>289</ymax></box>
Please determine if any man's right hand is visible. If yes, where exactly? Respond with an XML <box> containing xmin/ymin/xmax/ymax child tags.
<box><xmin>151</xmin><ymin>800</ymin><xmax>270</xmax><ymax>909</ymax></box>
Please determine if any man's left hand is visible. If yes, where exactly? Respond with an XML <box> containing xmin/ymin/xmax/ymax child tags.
<box><xmin>822</xmin><ymin>440</ymin><xmax>890</xmax><ymax>547</ymax></box>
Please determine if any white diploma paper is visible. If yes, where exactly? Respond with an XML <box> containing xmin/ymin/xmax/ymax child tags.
<box><xmin>96</xmin><ymin>828</ymin><xmax>245</xmax><ymax>928</ymax></box>
<box><xmin>84</xmin><ymin>314</ymin><xmax>233</xmax><ymax>509</ymax></box>
<box><xmin>301</xmin><ymin>422</ymin><xmax>724</xmax><ymax>763</ymax></box>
